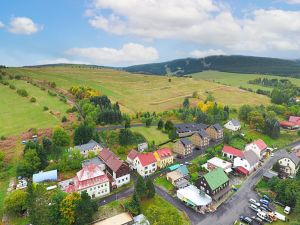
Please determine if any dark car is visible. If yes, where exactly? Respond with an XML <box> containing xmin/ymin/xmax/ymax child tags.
<box><xmin>261</xmin><ymin>204</ymin><xmax>272</xmax><ymax>212</ymax></box>
<box><xmin>240</xmin><ymin>215</ymin><xmax>253</xmax><ymax>224</ymax></box>
<box><xmin>251</xmin><ymin>216</ymin><xmax>263</xmax><ymax>225</ymax></box>
<box><xmin>262</xmin><ymin>195</ymin><xmax>271</xmax><ymax>202</ymax></box>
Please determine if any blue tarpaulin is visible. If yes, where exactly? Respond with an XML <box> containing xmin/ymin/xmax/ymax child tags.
<box><xmin>32</xmin><ymin>170</ymin><xmax>58</xmax><ymax>183</ymax></box>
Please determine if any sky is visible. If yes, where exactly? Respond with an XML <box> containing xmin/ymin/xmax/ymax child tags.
<box><xmin>1</xmin><ymin>0</ymin><xmax>300</xmax><ymax>67</ymax></box>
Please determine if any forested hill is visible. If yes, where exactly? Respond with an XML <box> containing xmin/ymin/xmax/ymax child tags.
<box><xmin>123</xmin><ymin>55</ymin><xmax>300</xmax><ymax>77</ymax></box>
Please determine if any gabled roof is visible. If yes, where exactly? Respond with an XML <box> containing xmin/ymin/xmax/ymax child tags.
<box><xmin>253</xmin><ymin>139</ymin><xmax>267</xmax><ymax>151</ymax></box>
<box><xmin>176</xmin><ymin>165</ymin><xmax>189</xmax><ymax>176</ymax></box>
<box><xmin>289</xmin><ymin>116</ymin><xmax>300</xmax><ymax>123</ymax></box>
<box><xmin>228</xmin><ymin>119</ymin><xmax>241</xmax><ymax>126</ymax></box>
<box><xmin>137</xmin><ymin>152</ymin><xmax>157</xmax><ymax>167</ymax></box>
<box><xmin>127</xmin><ymin>149</ymin><xmax>139</xmax><ymax>160</ymax></box>
<box><xmin>82</xmin><ymin>157</ymin><xmax>104</xmax><ymax>167</ymax></box>
<box><xmin>202</xmin><ymin>168</ymin><xmax>229</xmax><ymax>191</ymax></box>
<box><xmin>244</xmin><ymin>150</ymin><xmax>260</xmax><ymax>167</ymax></box>
<box><xmin>195</xmin><ymin>129</ymin><xmax>209</xmax><ymax>139</ymax></box>
<box><xmin>155</xmin><ymin>148</ymin><xmax>172</xmax><ymax>159</ymax></box>
<box><xmin>75</xmin><ymin>139</ymin><xmax>102</xmax><ymax>152</ymax></box>
<box><xmin>174</xmin><ymin>123</ymin><xmax>208</xmax><ymax>133</ymax></box>
<box><xmin>210</xmin><ymin>123</ymin><xmax>223</xmax><ymax>131</ymax></box>
<box><xmin>180</xmin><ymin>138</ymin><xmax>192</xmax><ymax>147</ymax></box>
<box><xmin>77</xmin><ymin>164</ymin><xmax>105</xmax><ymax>181</ymax></box>
<box><xmin>222</xmin><ymin>145</ymin><xmax>244</xmax><ymax>158</ymax></box>
<box><xmin>280</xmin><ymin>121</ymin><xmax>298</xmax><ymax>127</ymax></box>
<box><xmin>279</xmin><ymin>151</ymin><xmax>300</xmax><ymax>166</ymax></box>
<box><xmin>99</xmin><ymin>148</ymin><xmax>126</xmax><ymax>172</ymax></box>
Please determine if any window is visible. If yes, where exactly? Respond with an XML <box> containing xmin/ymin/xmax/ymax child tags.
<box><xmin>145</xmin><ymin>166</ymin><xmax>148</xmax><ymax>169</ymax></box>
<box><xmin>152</xmin><ymin>164</ymin><xmax>155</xmax><ymax>167</ymax></box>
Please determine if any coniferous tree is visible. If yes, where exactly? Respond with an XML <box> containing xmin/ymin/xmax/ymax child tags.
<box><xmin>146</xmin><ymin>179</ymin><xmax>155</xmax><ymax>198</ymax></box>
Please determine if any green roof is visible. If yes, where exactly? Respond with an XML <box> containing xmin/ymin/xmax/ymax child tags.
<box><xmin>203</xmin><ymin>168</ymin><xmax>229</xmax><ymax>191</ymax></box>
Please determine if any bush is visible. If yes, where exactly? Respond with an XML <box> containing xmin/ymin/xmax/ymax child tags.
<box><xmin>14</xmin><ymin>75</ymin><xmax>21</xmax><ymax>80</ymax></box>
<box><xmin>66</xmin><ymin>106</ymin><xmax>77</xmax><ymax>113</ymax></box>
<box><xmin>41</xmin><ymin>87</ymin><xmax>46</xmax><ymax>91</ymax></box>
<box><xmin>30</xmin><ymin>97</ymin><xmax>37</xmax><ymax>103</ymax></box>
<box><xmin>43</xmin><ymin>106</ymin><xmax>49</xmax><ymax>111</ymax></box>
<box><xmin>17</xmin><ymin>89</ymin><xmax>28</xmax><ymax>97</ymax></box>
<box><xmin>48</xmin><ymin>90</ymin><xmax>57</xmax><ymax>97</ymax></box>
<box><xmin>0</xmin><ymin>136</ymin><xmax>6</xmax><ymax>140</ymax></box>
<box><xmin>4</xmin><ymin>190</ymin><xmax>28</xmax><ymax>215</ymax></box>
<box><xmin>9</xmin><ymin>84</ymin><xmax>16</xmax><ymax>89</ymax></box>
<box><xmin>1</xmin><ymin>80</ymin><xmax>9</xmax><ymax>85</ymax></box>
<box><xmin>61</xmin><ymin>116</ymin><xmax>67</xmax><ymax>122</ymax></box>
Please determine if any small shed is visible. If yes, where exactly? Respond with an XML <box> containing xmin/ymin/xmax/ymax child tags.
<box><xmin>33</xmin><ymin>170</ymin><xmax>58</xmax><ymax>183</ymax></box>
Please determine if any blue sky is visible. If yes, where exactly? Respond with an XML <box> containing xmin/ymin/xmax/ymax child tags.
<box><xmin>1</xmin><ymin>0</ymin><xmax>300</xmax><ymax>66</ymax></box>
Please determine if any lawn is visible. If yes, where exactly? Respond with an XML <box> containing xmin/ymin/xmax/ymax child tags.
<box><xmin>154</xmin><ymin>176</ymin><xmax>173</xmax><ymax>193</ymax></box>
<box><xmin>0</xmin><ymin>79</ymin><xmax>70</xmax><ymax>137</ymax></box>
<box><xmin>7</xmin><ymin>67</ymin><xmax>269</xmax><ymax>114</ymax></box>
<box><xmin>130</xmin><ymin>126</ymin><xmax>170</xmax><ymax>146</ymax></box>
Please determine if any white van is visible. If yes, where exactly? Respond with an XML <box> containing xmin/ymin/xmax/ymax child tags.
<box><xmin>284</xmin><ymin>206</ymin><xmax>291</xmax><ymax>214</ymax></box>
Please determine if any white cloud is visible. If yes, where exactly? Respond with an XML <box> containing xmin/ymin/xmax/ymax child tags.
<box><xmin>65</xmin><ymin>43</ymin><xmax>159</xmax><ymax>66</ymax></box>
<box><xmin>86</xmin><ymin>0</ymin><xmax>300</xmax><ymax>53</ymax></box>
<box><xmin>0</xmin><ymin>21</ymin><xmax>4</xmax><ymax>28</ymax></box>
<box><xmin>281</xmin><ymin>0</ymin><xmax>300</xmax><ymax>4</ymax></box>
<box><xmin>38</xmin><ymin>58</ymin><xmax>89</xmax><ymax>65</ymax></box>
<box><xmin>190</xmin><ymin>49</ymin><xmax>226</xmax><ymax>58</ymax></box>
<box><xmin>9</xmin><ymin>17</ymin><xmax>42</xmax><ymax>35</ymax></box>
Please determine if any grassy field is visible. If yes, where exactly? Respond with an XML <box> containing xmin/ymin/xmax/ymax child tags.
<box><xmin>192</xmin><ymin>70</ymin><xmax>300</xmax><ymax>91</ymax></box>
<box><xmin>0</xmin><ymin>80</ymin><xmax>69</xmax><ymax>137</ymax></box>
<box><xmin>130</xmin><ymin>126</ymin><xmax>170</xmax><ymax>145</ymax></box>
<box><xmin>7</xmin><ymin>67</ymin><xmax>269</xmax><ymax>114</ymax></box>
<box><xmin>154</xmin><ymin>176</ymin><xmax>174</xmax><ymax>193</ymax></box>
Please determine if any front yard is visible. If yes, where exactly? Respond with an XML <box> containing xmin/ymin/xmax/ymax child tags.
<box><xmin>154</xmin><ymin>176</ymin><xmax>173</xmax><ymax>193</ymax></box>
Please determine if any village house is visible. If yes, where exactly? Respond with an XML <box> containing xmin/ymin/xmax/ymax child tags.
<box><xmin>174</xmin><ymin>123</ymin><xmax>208</xmax><ymax>137</ymax></box>
<box><xmin>222</xmin><ymin>145</ymin><xmax>244</xmax><ymax>161</ymax></box>
<box><xmin>153</xmin><ymin>148</ymin><xmax>174</xmax><ymax>169</ymax></box>
<box><xmin>245</xmin><ymin>139</ymin><xmax>268</xmax><ymax>158</ymax></box>
<box><xmin>166</xmin><ymin>165</ymin><xmax>190</xmax><ymax>189</ymax></box>
<box><xmin>74</xmin><ymin>139</ymin><xmax>103</xmax><ymax>157</ymax></box>
<box><xmin>233</xmin><ymin>150</ymin><xmax>260</xmax><ymax>175</ymax></box>
<box><xmin>205</xmin><ymin>123</ymin><xmax>224</xmax><ymax>141</ymax></box>
<box><xmin>224</xmin><ymin>119</ymin><xmax>241</xmax><ymax>132</ymax></box>
<box><xmin>278</xmin><ymin>152</ymin><xmax>300</xmax><ymax>177</ymax></box>
<box><xmin>126</xmin><ymin>149</ymin><xmax>139</xmax><ymax>170</ymax></box>
<box><xmin>82</xmin><ymin>157</ymin><xmax>106</xmax><ymax>171</ymax></box>
<box><xmin>61</xmin><ymin>164</ymin><xmax>110</xmax><ymax>199</ymax></box>
<box><xmin>280</xmin><ymin>116</ymin><xmax>300</xmax><ymax>130</ymax></box>
<box><xmin>205</xmin><ymin>157</ymin><xmax>232</xmax><ymax>173</ymax></box>
<box><xmin>99</xmin><ymin>149</ymin><xmax>130</xmax><ymax>187</ymax></box>
<box><xmin>191</xmin><ymin>129</ymin><xmax>210</xmax><ymax>149</ymax></box>
<box><xmin>195</xmin><ymin>168</ymin><xmax>230</xmax><ymax>202</ymax></box>
<box><xmin>133</xmin><ymin>152</ymin><xmax>157</xmax><ymax>177</ymax></box>
<box><xmin>173</xmin><ymin>138</ymin><xmax>193</xmax><ymax>157</ymax></box>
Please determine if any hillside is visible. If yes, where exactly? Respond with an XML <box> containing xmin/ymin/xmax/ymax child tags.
<box><xmin>124</xmin><ymin>55</ymin><xmax>300</xmax><ymax>77</ymax></box>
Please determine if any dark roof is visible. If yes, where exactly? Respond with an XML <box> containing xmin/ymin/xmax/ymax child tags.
<box><xmin>82</xmin><ymin>157</ymin><xmax>104</xmax><ymax>167</ymax></box>
<box><xmin>195</xmin><ymin>129</ymin><xmax>209</xmax><ymax>139</ymax></box>
<box><xmin>244</xmin><ymin>150</ymin><xmax>260</xmax><ymax>166</ymax></box>
<box><xmin>230</xmin><ymin>119</ymin><xmax>241</xmax><ymax>126</ymax></box>
<box><xmin>180</xmin><ymin>138</ymin><xmax>192</xmax><ymax>147</ymax></box>
<box><xmin>99</xmin><ymin>149</ymin><xmax>127</xmax><ymax>172</ymax></box>
<box><xmin>279</xmin><ymin>151</ymin><xmax>300</xmax><ymax>165</ymax></box>
<box><xmin>174</xmin><ymin>123</ymin><xmax>208</xmax><ymax>133</ymax></box>
<box><xmin>211</xmin><ymin>123</ymin><xmax>223</xmax><ymax>131</ymax></box>
<box><xmin>75</xmin><ymin>139</ymin><xmax>103</xmax><ymax>152</ymax></box>
<box><xmin>263</xmin><ymin>170</ymin><xmax>278</xmax><ymax>179</ymax></box>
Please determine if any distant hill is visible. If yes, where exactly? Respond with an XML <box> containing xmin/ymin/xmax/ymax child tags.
<box><xmin>123</xmin><ymin>55</ymin><xmax>300</xmax><ymax>77</ymax></box>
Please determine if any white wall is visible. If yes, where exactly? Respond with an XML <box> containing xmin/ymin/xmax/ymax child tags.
<box><xmin>278</xmin><ymin>158</ymin><xmax>297</xmax><ymax>175</ymax></box>
<box><xmin>79</xmin><ymin>180</ymin><xmax>110</xmax><ymax>198</ymax></box>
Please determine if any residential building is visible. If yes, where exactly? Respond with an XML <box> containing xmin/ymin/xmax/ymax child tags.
<box><xmin>233</xmin><ymin>150</ymin><xmax>260</xmax><ymax>175</ymax></box>
<box><xmin>99</xmin><ymin>149</ymin><xmax>130</xmax><ymax>187</ymax></box>
<box><xmin>263</xmin><ymin>170</ymin><xmax>278</xmax><ymax>181</ymax></box>
<box><xmin>32</xmin><ymin>170</ymin><xmax>58</xmax><ymax>183</ymax></box>
<box><xmin>74</xmin><ymin>139</ymin><xmax>103</xmax><ymax>157</ymax></box>
<box><xmin>245</xmin><ymin>139</ymin><xmax>267</xmax><ymax>158</ymax></box>
<box><xmin>82</xmin><ymin>157</ymin><xmax>106</xmax><ymax>171</ymax></box>
<box><xmin>224</xmin><ymin>119</ymin><xmax>241</xmax><ymax>131</ymax></box>
<box><xmin>177</xmin><ymin>185</ymin><xmax>212</xmax><ymax>213</ymax></box>
<box><xmin>222</xmin><ymin>145</ymin><xmax>244</xmax><ymax>160</ymax></box>
<box><xmin>191</xmin><ymin>129</ymin><xmax>210</xmax><ymax>149</ymax></box>
<box><xmin>62</xmin><ymin>164</ymin><xmax>110</xmax><ymax>198</ymax></box>
<box><xmin>126</xmin><ymin>149</ymin><xmax>139</xmax><ymax>169</ymax></box>
<box><xmin>153</xmin><ymin>148</ymin><xmax>174</xmax><ymax>169</ymax></box>
<box><xmin>174</xmin><ymin>123</ymin><xmax>208</xmax><ymax>137</ymax></box>
<box><xmin>206</xmin><ymin>157</ymin><xmax>232</xmax><ymax>173</ymax></box>
<box><xmin>205</xmin><ymin>124</ymin><xmax>223</xmax><ymax>141</ymax></box>
<box><xmin>173</xmin><ymin>138</ymin><xmax>193</xmax><ymax>157</ymax></box>
<box><xmin>195</xmin><ymin>168</ymin><xmax>230</xmax><ymax>201</ymax></box>
<box><xmin>133</xmin><ymin>152</ymin><xmax>157</xmax><ymax>177</ymax></box>
<box><xmin>92</xmin><ymin>212</ymin><xmax>134</xmax><ymax>225</ymax></box>
<box><xmin>166</xmin><ymin>165</ymin><xmax>190</xmax><ymax>188</ymax></box>
<box><xmin>278</xmin><ymin>152</ymin><xmax>300</xmax><ymax>177</ymax></box>
<box><xmin>280</xmin><ymin>116</ymin><xmax>300</xmax><ymax>129</ymax></box>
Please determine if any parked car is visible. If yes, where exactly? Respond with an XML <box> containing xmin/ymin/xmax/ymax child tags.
<box><xmin>251</xmin><ymin>216</ymin><xmax>263</xmax><ymax>225</ymax></box>
<box><xmin>261</xmin><ymin>204</ymin><xmax>272</xmax><ymax>212</ymax></box>
<box><xmin>249</xmin><ymin>198</ymin><xmax>260</xmax><ymax>207</ymax></box>
<box><xmin>259</xmin><ymin>199</ymin><xmax>269</xmax><ymax>205</ymax></box>
<box><xmin>284</xmin><ymin>206</ymin><xmax>291</xmax><ymax>214</ymax></box>
<box><xmin>270</xmin><ymin>153</ymin><xmax>274</xmax><ymax>157</ymax></box>
<box><xmin>239</xmin><ymin>215</ymin><xmax>252</xmax><ymax>224</ymax></box>
<box><xmin>263</xmin><ymin>195</ymin><xmax>271</xmax><ymax>202</ymax></box>
<box><xmin>184</xmin><ymin>162</ymin><xmax>192</xmax><ymax>165</ymax></box>
<box><xmin>257</xmin><ymin>212</ymin><xmax>272</xmax><ymax>223</ymax></box>
<box><xmin>249</xmin><ymin>204</ymin><xmax>260</xmax><ymax>212</ymax></box>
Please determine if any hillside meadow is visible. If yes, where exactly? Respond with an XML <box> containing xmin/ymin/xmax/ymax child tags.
<box><xmin>8</xmin><ymin>67</ymin><xmax>269</xmax><ymax>114</ymax></box>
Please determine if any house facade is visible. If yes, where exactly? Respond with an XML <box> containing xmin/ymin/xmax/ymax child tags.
<box><xmin>245</xmin><ymin>139</ymin><xmax>267</xmax><ymax>158</ymax></box>
<box><xmin>191</xmin><ymin>130</ymin><xmax>210</xmax><ymax>149</ymax></box>
<box><xmin>99</xmin><ymin>149</ymin><xmax>130</xmax><ymax>187</ymax></box>
<box><xmin>222</xmin><ymin>145</ymin><xmax>244</xmax><ymax>160</ymax></box>
<box><xmin>153</xmin><ymin>148</ymin><xmax>173</xmax><ymax>169</ymax></box>
<box><xmin>134</xmin><ymin>152</ymin><xmax>157</xmax><ymax>177</ymax></box>
<box><xmin>195</xmin><ymin>168</ymin><xmax>230</xmax><ymax>201</ymax></box>
<box><xmin>74</xmin><ymin>139</ymin><xmax>103</xmax><ymax>157</ymax></box>
<box><xmin>205</xmin><ymin>124</ymin><xmax>223</xmax><ymax>141</ymax></box>
<box><xmin>233</xmin><ymin>150</ymin><xmax>260</xmax><ymax>175</ymax></box>
<box><xmin>63</xmin><ymin>164</ymin><xmax>110</xmax><ymax>198</ymax></box>
<box><xmin>224</xmin><ymin>119</ymin><xmax>241</xmax><ymax>131</ymax></box>
<box><xmin>126</xmin><ymin>149</ymin><xmax>139</xmax><ymax>170</ymax></box>
<box><xmin>173</xmin><ymin>138</ymin><xmax>193</xmax><ymax>157</ymax></box>
<box><xmin>278</xmin><ymin>152</ymin><xmax>300</xmax><ymax>177</ymax></box>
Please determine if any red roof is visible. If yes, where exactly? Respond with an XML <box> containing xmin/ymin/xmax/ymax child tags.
<box><xmin>155</xmin><ymin>148</ymin><xmax>172</xmax><ymax>159</ymax></box>
<box><xmin>236</xmin><ymin>166</ymin><xmax>249</xmax><ymax>175</ymax></box>
<box><xmin>99</xmin><ymin>148</ymin><xmax>126</xmax><ymax>172</ymax></box>
<box><xmin>137</xmin><ymin>152</ymin><xmax>157</xmax><ymax>167</ymax></box>
<box><xmin>296</xmin><ymin>150</ymin><xmax>300</xmax><ymax>158</ymax></box>
<box><xmin>222</xmin><ymin>145</ymin><xmax>244</xmax><ymax>158</ymax></box>
<box><xmin>289</xmin><ymin>116</ymin><xmax>300</xmax><ymax>123</ymax></box>
<box><xmin>280</xmin><ymin>121</ymin><xmax>297</xmax><ymax>127</ymax></box>
<box><xmin>127</xmin><ymin>149</ymin><xmax>139</xmax><ymax>160</ymax></box>
<box><xmin>253</xmin><ymin>139</ymin><xmax>267</xmax><ymax>151</ymax></box>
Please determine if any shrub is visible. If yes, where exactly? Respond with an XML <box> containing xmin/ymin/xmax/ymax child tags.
<box><xmin>17</xmin><ymin>89</ymin><xmax>28</xmax><ymax>97</ymax></box>
<box><xmin>43</xmin><ymin>106</ymin><xmax>49</xmax><ymax>111</ymax></box>
<box><xmin>30</xmin><ymin>97</ymin><xmax>37</xmax><ymax>103</ymax></box>
<box><xmin>66</xmin><ymin>106</ymin><xmax>77</xmax><ymax>113</ymax></box>
<box><xmin>41</xmin><ymin>87</ymin><xmax>46</xmax><ymax>91</ymax></box>
<box><xmin>14</xmin><ymin>75</ymin><xmax>21</xmax><ymax>80</ymax></box>
<box><xmin>61</xmin><ymin>116</ymin><xmax>67</xmax><ymax>122</ymax></box>
<box><xmin>48</xmin><ymin>90</ymin><xmax>57</xmax><ymax>97</ymax></box>
<box><xmin>0</xmin><ymin>80</ymin><xmax>9</xmax><ymax>85</ymax></box>
<box><xmin>9</xmin><ymin>84</ymin><xmax>16</xmax><ymax>89</ymax></box>
<box><xmin>0</xmin><ymin>136</ymin><xmax>6</xmax><ymax>140</ymax></box>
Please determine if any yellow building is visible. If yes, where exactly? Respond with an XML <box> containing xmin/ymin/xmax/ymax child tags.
<box><xmin>153</xmin><ymin>148</ymin><xmax>174</xmax><ymax>169</ymax></box>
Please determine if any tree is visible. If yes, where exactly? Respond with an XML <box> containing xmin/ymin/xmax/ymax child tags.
<box><xmin>74</xmin><ymin>192</ymin><xmax>97</xmax><ymax>225</ymax></box>
<box><xmin>17</xmin><ymin>149</ymin><xmax>41</xmax><ymax>177</ymax></box>
<box><xmin>248</xmin><ymin>111</ymin><xmax>264</xmax><ymax>131</ymax></box>
<box><xmin>164</xmin><ymin>120</ymin><xmax>174</xmax><ymax>132</ymax></box>
<box><xmin>73</xmin><ymin>122</ymin><xmax>94</xmax><ymax>145</ymax></box>
<box><xmin>49</xmin><ymin>190</ymin><xmax>67</xmax><ymax>225</ymax></box>
<box><xmin>145</xmin><ymin>118</ymin><xmax>152</xmax><ymax>127</ymax></box>
<box><xmin>60</xmin><ymin>192</ymin><xmax>81</xmax><ymax>225</ymax></box>
<box><xmin>183</xmin><ymin>97</ymin><xmax>190</xmax><ymax>108</ymax></box>
<box><xmin>52</xmin><ymin>127</ymin><xmax>70</xmax><ymax>147</ymax></box>
<box><xmin>238</xmin><ymin>105</ymin><xmax>252</xmax><ymax>122</ymax></box>
<box><xmin>125</xmin><ymin>192</ymin><xmax>141</xmax><ymax>216</ymax></box>
<box><xmin>272</xmin><ymin>162</ymin><xmax>281</xmax><ymax>172</ymax></box>
<box><xmin>42</xmin><ymin>137</ymin><xmax>53</xmax><ymax>152</ymax></box>
<box><xmin>157</xmin><ymin>119</ymin><xmax>164</xmax><ymax>130</ymax></box>
<box><xmin>168</xmin><ymin>128</ymin><xmax>178</xmax><ymax>140</ymax></box>
<box><xmin>135</xmin><ymin>175</ymin><xmax>146</xmax><ymax>198</ymax></box>
<box><xmin>4</xmin><ymin>190</ymin><xmax>28</xmax><ymax>215</ymax></box>
<box><xmin>146</xmin><ymin>179</ymin><xmax>155</xmax><ymax>198</ymax></box>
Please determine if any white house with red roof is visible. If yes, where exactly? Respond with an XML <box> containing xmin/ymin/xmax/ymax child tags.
<box><xmin>153</xmin><ymin>148</ymin><xmax>174</xmax><ymax>169</ymax></box>
<box><xmin>126</xmin><ymin>149</ymin><xmax>139</xmax><ymax>170</ymax></box>
<box><xmin>280</xmin><ymin>116</ymin><xmax>300</xmax><ymax>129</ymax></box>
<box><xmin>61</xmin><ymin>164</ymin><xmax>110</xmax><ymax>198</ymax></box>
<box><xmin>245</xmin><ymin>139</ymin><xmax>268</xmax><ymax>158</ymax></box>
<box><xmin>133</xmin><ymin>152</ymin><xmax>157</xmax><ymax>177</ymax></box>
<box><xmin>222</xmin><ymin>145</ymin><xmax>244</xmax><ymax>160</ymax></box>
